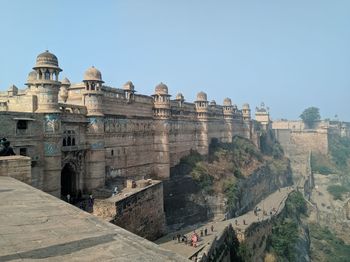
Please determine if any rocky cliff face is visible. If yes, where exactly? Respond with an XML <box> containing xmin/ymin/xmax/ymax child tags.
<box><xmin>309</xmin><ymin>173</ymin><xmax>350</xmax><ymax>246</ymax></box>
<box><xmin>233</xmin><ymin>162</ymin><xmax>293</xmax><ymax>217</ymax></box>
<box><xmin>163</xmin><ymin>172</ymin><xmax>209</xmax><ymax>229</ymax></box>
<box><xmin>164</xmin><ymin>147</ymin><xmax>292</xmax><ymax>230</ymax></box>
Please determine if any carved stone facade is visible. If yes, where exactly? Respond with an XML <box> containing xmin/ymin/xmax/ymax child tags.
<box><xmin>0</xmin><ymin>51</ymin><xmax>260</xmax><ymax>198</ymax></box>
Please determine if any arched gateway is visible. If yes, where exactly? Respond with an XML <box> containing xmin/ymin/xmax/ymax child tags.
<box><xmin>61</xmin><ymin>163</ymin><xmax>78</xmax><ymax>198</ymax></box>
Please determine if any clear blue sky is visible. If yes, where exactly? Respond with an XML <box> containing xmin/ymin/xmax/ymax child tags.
<box><xmin>1</xmin><ymin>0</ymin><xmax>350</xmax><ymax>120</ymax></box>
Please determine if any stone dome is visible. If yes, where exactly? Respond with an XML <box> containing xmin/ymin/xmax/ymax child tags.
<box><xmin>223</xmin><ymin>98</ymin><xmax>232</xmax><ymax>106</ymax></box>
<box><xmin>34</xmin><ymin>50</ymin><xmax>61</xmax><ymax>71</ymax></box>
<box><xmin>27</xmin><ymin>71</ymin><xmax>37</xmax><ymax>82</ymax></box>
<box><xmin>176</xmin><ymin>93</ymin><xmax>184</xmax><ymax>100</ymax></box>
<box><xmin>242</xmin><ymin>103</ymin><xmax>250</xmax><ymax>109</ymax></box>
<box><xmin>155</xmin><ymin>82</ymin><xmax>168</xmax><ymax>95</ymax></box>
<box><xmin>83</xmin><ymin>66</ymin><xmax>104</xmax><ymax>82</ymax></box>
<box><xmin>196</xmin><ymin>91</ymin><xmax>207</xmax><ymax>101</ymax></box>
<box><xmin>210</xmin><ymin>100</ymin><xmax>216</xmax><ymax>106</ymax></box>
<box><xmin>61</xmin><ymin>77</ymin><xmax>71</xmax><ymax>86</ymax></box>
<box><xmin>123</xmin><ymin>81</ymin><xmax>135</xmax><ymax>91</ymax></box>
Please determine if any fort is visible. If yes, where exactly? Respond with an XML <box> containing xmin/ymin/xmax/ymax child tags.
<box><xmin>2</xmin><ymin>51</ymin><xmax>349</xmax><ymax>261</ymax></box>
<box><xmin>0</xmin><ymin>50</ymin><xmax>263</xmax><ymax>198</ymax></box>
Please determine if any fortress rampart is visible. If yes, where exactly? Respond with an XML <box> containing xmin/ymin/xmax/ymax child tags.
<box><xmin>0</xmin><ymin>51</ymin><xmax>260</xmax><ymax>198</ymax></box>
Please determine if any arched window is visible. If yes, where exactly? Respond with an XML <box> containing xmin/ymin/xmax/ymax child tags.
<box><xmin>62</xmin><ymin>130</ymin><xmax>76</xmax><ymax>147</ymax></box>
<box><xmin>45</xmin><ymin>70</ymin><xmax>50</xmax><ymax>80</ymax></box>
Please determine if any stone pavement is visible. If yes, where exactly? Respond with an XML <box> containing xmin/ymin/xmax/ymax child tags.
<box><xmin>0</xmin><ymin>177</ymin><xmax>188</xmax><ymax>262</ymax></box>
<box><xmin>156</xmin><ymin>187</ymin><xmax>293</xmax><ymax>259</ymax></box>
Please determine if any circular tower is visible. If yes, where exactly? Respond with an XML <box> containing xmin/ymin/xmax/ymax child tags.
<box><xmin>123</xmin><ymin>81</ymin><xmax>136</xmax><ymax>103</ymax></box>
<box><xmin>152</xmin><ymin>83</ymin><xmax>171</xmax><ymax>179</ymax></box>
<box><xmin>59</xmin><ymin>77</ymin><xmax>71</xmax><ymax>103</ymax></box>
<box><xmin>242</xmin><ymin>103</ymin><xmax>251</xmax><ymax>120</ymax></box>
<box><xmin>195</xmin><ymin>91</ymin><xmax>209</xmax><ymax>119</ymax></box>
<box><xmin>82</xmin><ymin>66</ymin><xmax>106</xmax><ymax>190</ymax></box>
<box><xmin>195</xmin><ymin>91</ymin><xmax>209</xmax><ymax>155</ymax></box>
<box><xmin>83</xmin><ymin>66</ymin><xmax>104</xmax><ymax>117</ymax></box>
<box><xmin>175</xmin><ymin>92</ymin><xmax>185</xmax><ymax>107</ymax></box>
<box><xmin>33</xmin><ymin>50</ymin><xmax>62</xmax><ymax>113</ymax></box>
<box><xmin>152</xmin><ymin>82</ymin><xmax>171</xmax><ymax>119</ymax></box>
<box><xmin>223</xmin><ymin>97</ymin><xmax>233</xmax><ymax>118</ymax></box>
<box><xmin>223</xmin><ymin>98</ymin><xmax>234</xmax><ymax>143</ymax></box>
<box><xmin>25</xmin><ymin>71</ymin><xmax>39</xmax><ymax>95</ymax></box>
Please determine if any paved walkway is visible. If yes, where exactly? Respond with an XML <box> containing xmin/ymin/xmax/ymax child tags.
<box><xmin>0</xmin><ymin>177</ymin><xmax>188</xmax><ymax>262</ymax></box>
<box><xmin>156</xmin><ymin>187</ymin><xmax>293</xmax><ymax>259</ymax></box>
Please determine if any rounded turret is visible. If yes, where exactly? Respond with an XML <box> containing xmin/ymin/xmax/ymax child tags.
<box><xmin>83</xmin><ymin>66</ymin><xmax>104</xmax><ymax>83</ymax></box>
<box><xmin>196</xmin><ymin>91</ymin><xmax>207</xmax><ymax>102</ymax></box>
<box><xmin>223</xmin><ymin>98</ymin><xmax>233</xmax><ymax>118</ymax></box>
<box><xmin>195</xmin><ymin>91</ymin><xmax>208</xmax><ymax>118</ymax></box>
<box><xmin>123</xmin><ymin>81</ymin><xmax>135</xmax><ymax>91</ymax></box>
<box><xmin>61</xmin><ymin>77</ymin><xmax>71</xmax><ymax>86</ymax></box>
<box><xmin>59</xmin><ymin>77</ymin><xmax>71</xmax><ymax>103</ymax></box>
<box><xmin>223</xmin><ymin>98</ymin><xmax>232</xmax><ymax>106</ymax></box>
<box><xmin>155</xmin><ymin>82</ymin><xmax>169</xmax><ymax>95</ymax></box>
<box><xmin>34</xmin><ymin>50</ymin><xmax>62</xmax><ymax>71</ymax></box>
<box><xmin>26</xmin><ymin>71</ymin><xmax>37</xmax><ymax>85</ymax></box>
<box><xmin>32</xmin><ymin>50</ymin><xmax>62</xmax><ymax>113</ymax></box>
<box><xmin>82</xmin><ymin>66</ymin><xmax>104</xmax><ymax>116</ymax></box>
<box><xmin>152</xmin><ymin>82</ymin><xmax>171</xmax><ymax>119</ymax></box>
<box><xmin>123</xmin><ymin>81</ymin><xmax>136</xmax><ymax>102</ymax></box>
<box><xmin>242</xmin><ymin>103</ymin><xmax>251</xmax><ymax>120</ymax></box>
<box><xmin>176</xmin><ymin>92</ymin><xmax>184</xmax><ymax>100</ymax></box>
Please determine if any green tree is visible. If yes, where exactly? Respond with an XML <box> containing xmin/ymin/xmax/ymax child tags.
<box><xmin>299</xmin><ymin>107</ymin><xmax>321</xmax><ymax>128</ymax></box>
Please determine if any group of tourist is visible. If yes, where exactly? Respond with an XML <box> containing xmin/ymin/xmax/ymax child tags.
<box><xmin>65</xmin><ymin>192</ymin><xmax>95</xmax><ymax>213</ymax></box>
<box><xmin>173</xmin><ymin>225</ymin><xmax>215</xmax><ymax>248</ymax></box>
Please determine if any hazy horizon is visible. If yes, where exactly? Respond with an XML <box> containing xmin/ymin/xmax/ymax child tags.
<box><xmin>1</xmin><ymin>0</ymin><xmax>349</xmax><ymax>121</ymax></box>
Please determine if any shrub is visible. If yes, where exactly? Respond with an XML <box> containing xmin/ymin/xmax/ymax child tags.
<box><xmin>327</xmin><ymin>185</ymin><xmax>349</xmax><ymax>200</ymax></box>
<box><xmin>269</xmin><ymin>219</ymin><xmax>298</xmax><ymax>261</ymax></box>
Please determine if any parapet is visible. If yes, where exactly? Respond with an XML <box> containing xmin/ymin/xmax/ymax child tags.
<box><xmin>0</xmin><ymin>155</ymin><xmax>31</xmax><ymax>184</ymax></box>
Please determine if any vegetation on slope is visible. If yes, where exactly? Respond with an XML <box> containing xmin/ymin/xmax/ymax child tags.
<box><xmin>266</xmin><ymin>191</ymin><xmax>307</xmax><ymax>262</ymax></box>
<box><xmin>329</xmin><ymin>135</ymin><xmax>350</xmax><ymax>171</ymax></box>
<box><xmin>311</xmin><ymin>135</ymin><xmax>350</xmax><ymax>200</ymax></box>
<box><xmin>326</xmin><ymin>184</ymin><xmax>350</xmax><ymax>201</ymax></box>
<box><xmin>311</xmin><ymin>152</ymin><xmax>336</xmax><ymax>175</ymax></box>
<box><xmin>310</xmin><ymin>223</ymin><xmax>350</xmax><ymax>262</ymax></box>
<box><xmin>178</xmin><ymin>135</ymin><xmax>289</xmax><ymax>212</ymax></box>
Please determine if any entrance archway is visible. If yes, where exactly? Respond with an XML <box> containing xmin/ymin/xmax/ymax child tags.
<box><xmin>61</xmin><ymin>163</ymin><xmax>78</xmax><ymax>198</ymax></box>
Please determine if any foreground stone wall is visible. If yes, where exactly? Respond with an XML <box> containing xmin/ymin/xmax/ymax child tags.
<box><xmin>94</xmin><ymin>180</ymin><xmax>166</xmax><ymax>241</ymax></box>
<box><xmin>0</xmin><ymin>156</ymin><xmax>31</xmax><ymax>184</ymax></box>
<box><xmin>0</xmin><ymin>176</ymin><xmax>187</xmax><ymax>261</ymax></box>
